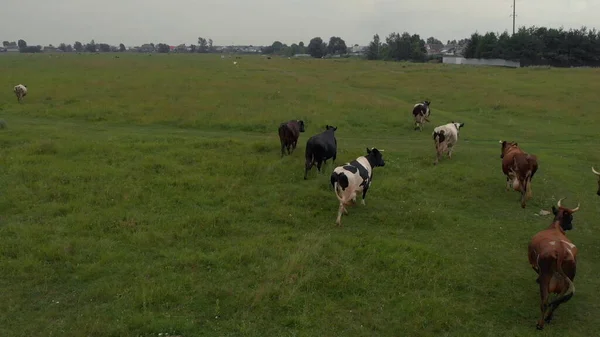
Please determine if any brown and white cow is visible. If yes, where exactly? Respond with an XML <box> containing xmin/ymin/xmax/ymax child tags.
<box><xmin>499</xmin><ymin>140</ymin><xmax>538</xmax><ymax>208</ymax></box>
<box><xmin>432</xmin><ymin>121</ymin><xmax>465</xmax><ymax>165</ymax></box>
<box><xmin>412</xmin><ymin>100</ymin><xmax>431</xmax><ymax>131</ymax></box>
<box><xmin>591</xmin><ymin>167</ymin><xmax>600</xmax><ymax>196</ymax></box>
<box><xmin>13</xmin><ymin>84</ymin><xmax>27</xmax><ymax>103</ymax></box>
<box><xmin>528</xmin><ymin>198</ymin><xmax>580</xmax><ymax>330</ymax></box>
<box><xmin>278</xmin><ymin>120</ymin><xmax>305</xmax><ymax>157</ymax></box>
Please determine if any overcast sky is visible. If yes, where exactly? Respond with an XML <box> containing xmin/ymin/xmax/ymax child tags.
<box><xmin>2</xmin><ymin>0</ymin><xmax>599</xmax><ymax>47</ymax></box>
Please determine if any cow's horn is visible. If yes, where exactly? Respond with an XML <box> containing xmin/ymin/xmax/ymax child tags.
<box><xmin>499</xmin><ymin>140</ymin><xmax>503</xmax><ymax>143</ymax></box>
<box><xmin>571</xmin><ymin>203</ymin><xmax>581</xmax><ymax>213</ymax></box>
<box><xmin>592</xmin><ymin>167</ymin><xmax>600</xmax><ymax>176</ymax></box>
<box><xmin>557</xmin><ymin>197</ymin><xmax>565</xmax><ymax>208</ymax></box>
<box><xmin>379</xmin><ymin>149</ymin><xmax>385</xmax><ymax>152</ymax></box>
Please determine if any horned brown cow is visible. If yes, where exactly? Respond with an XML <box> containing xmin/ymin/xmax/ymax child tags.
<box><xmin>527</xmin><ymin>198</ymin><xmax>580</xmax><ymax>330</ymax></box>
<box><xmin>499</xmin><ymin>140</ymin><xmax>538</xmax><ymax>208</ymax></box>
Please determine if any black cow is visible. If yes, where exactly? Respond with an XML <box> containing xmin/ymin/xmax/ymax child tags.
<box><xmin>304</xmin><ymin>125</ymin><xmax>338</xmax><ymax>180</ymax></box>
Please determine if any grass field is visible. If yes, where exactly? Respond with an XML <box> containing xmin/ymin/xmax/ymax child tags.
<box><xmin>1</xmin><ymin>53</ymin><xmax>600</xmax><ymax>337</ymax></box>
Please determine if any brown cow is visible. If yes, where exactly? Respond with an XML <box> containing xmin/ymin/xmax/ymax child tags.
<box><xmin>528</xmin><ymin>198</ymin><xmax>580</xmax><ymax>330</ymax></box>
<box><xmin>499</xmin><ymin>140</ymin><xmax>538</xmax><ymax>208</ymax></box>
<box><xmin>278</xmin><ymin>120</ymin><xmax>305</xmax><ymax>157</ymax></box>
<box><xmin>591</xmin><ymin>167</ymin><xmax>600</xmax><ymax>196</ymax></box>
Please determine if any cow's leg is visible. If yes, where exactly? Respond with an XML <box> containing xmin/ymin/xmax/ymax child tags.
<box><xmin>361</xmin><ymin>184</ymin><xmax>370</xmax><ymax>205</ymax></box>
<box><xmin>505</xmin><ymin>175</ymin><xmax>511</xmax><ymax>191</ymax></box>
<box><xmin>336</xmin><ymin>201</ymin><xmax>345</xmax><ymax>226</ymax></box>
<box><xmin>304</xmin><ymin>159</ymin><xmax>314</xmax><ymax>180</ymax></box>
<box><xmin>280</xmin><ymin>141</ymin><xmax>286</xmax><ymax>157</ymax></box>
<box><xmin>536</xmin><ymin>275</ymin><xmax>551</xmax><ymax>330</ymax></box>
<box><xmin>520</xmin><ymin>179</ymin><xmax>528</xmax><ymax>208</ymax></box>
<box><xmin>448</xmin><ymin>144</ymin><xmax>454</xmax><ymax>159</ymax></box>
<box><xmin>316</xmin><ymin>160</ymin><xmax>323</xmax><ymax>173</ymax></box>
<box><xmin>526</xmin><ymin>178</ymin><xmax>533</xmax><ymax>199</ymax></box>
<box><xmin>545</xmin><ymin>275</ymin><xmax>575</xmax><ymax>324</ymax></box>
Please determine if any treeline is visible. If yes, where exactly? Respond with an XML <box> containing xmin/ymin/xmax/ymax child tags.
<box><xmin>464</xmin><ymin>26</ymin><xmax>600</xmax><ymax>67</ymax></box>
<box><xmin>2</xmin><ymin>39</ymin><xmax>126</xmax><ymax>53</ymax></box>
<box><xmin>364</xmin><ymin>33</ymin><xmax>469</xmax><ymax>62</ymax></box>
<box><xmin>261</xmin><ymin>36</ymin><xmax>351</xmax><ymax>58</ymax></box>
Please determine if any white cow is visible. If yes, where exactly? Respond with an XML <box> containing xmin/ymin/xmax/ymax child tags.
<box><xmin>330</xmin><ymin>148</ymin><xmax>385</xmax><ymax>226</ymax></box>
<box><xmin>13</xmin><ymin>84</ymin><xmax>27</xmax><ymax>103</ymax></box>
<box><xmin>432</xmin><ymin>121</ymin><xmax>465</xmax><ymax>165</ymax></box>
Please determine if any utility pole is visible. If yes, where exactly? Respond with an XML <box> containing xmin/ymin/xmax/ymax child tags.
<box><xmin>512</xmin><ymin>0</ymin><xmax>516</xmax><ymax>35</ymax></box>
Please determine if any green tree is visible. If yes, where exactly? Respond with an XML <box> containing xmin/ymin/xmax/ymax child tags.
<box><xmin>367</xmin><ymin>34</ymin><xmax>382</xmax><ymax>60</ymax></box>
<box><xmin>156</xmin><ymin>43</ymin><xmax>170</xmax><ymax>53</ymax></box>
<box><xmin>119</xmin><ymin>43</ymin><xmax>126</xmax><ymax>52</ymax></box>
<box><xmin>308</xmin><ymin>37</ymin><xmax>327</xmax><ymax>58</ymax></box>
<box><xmin>198</xmin><ymin>37</ymin><xmax>208</xmax><ymax>52</ymax></box>
<box><xmin>74</xmin><ymin>41</ymin><xmax>83</xmax><ymax>52</ymax></box>
<box><xmin>327</xmin><ymin>36</ymin><xmax>347</xmax><ymax>55</ymax></box>
<box><xmin>85</xmin><ymin>40</ymin><xmax>97</xmax><ymax>52</ymax></box>
<box><xmin>58</xmin><ymin>43</ymin><xmax>68</xmax><ymax>52</ymax></box>
<box><xmin>17</xmin><ymin>39</ymin><xmax>27</xmax><ymax>49</ymax></box>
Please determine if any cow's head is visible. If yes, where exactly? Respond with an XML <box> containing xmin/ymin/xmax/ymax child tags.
<box><xmin>592</xmin><ymin>167</ymin><xmax>600</xmax><ymax>196</ymax></box>
<box><xmin>325</xmin><ymin>125</ymin><xmax>338</xmax><ymax>132</ymax></box>
<box><xmin>297</xmin><ymin>120</ymin><xmax>305</xmax><ymax>132</ymax></box>
<box><xmin>499</xmin><ymin>140</ymin><xmax>519</xmax><ymax>158</ymax></box>
<box><xmin>451</xmin><ymin>121</ymin><xmax>464</xmax><ymax>131</ymax></box>
<box><xmin>366</xmin><ymin>147</ymin><xmax>385</xmax><ymax>167</ymax></box>
<box><xmin>551</xmin><ymin>198</ymin><xmax>580</xmax><ymax>231</ymax></box>
<box><xmin>423</xmin><ymin>100</ymin><xmax>431</xmax><ymax>106</ymax></box>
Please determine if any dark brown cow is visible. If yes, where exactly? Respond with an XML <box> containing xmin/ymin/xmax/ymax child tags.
<box><xmin>528</xmin><ymin>198</ymin><xmax>579</xmax><ymax>330</ymax></box>
<box><xmin>591</xmin><ymin>167</ymin><xmax>600</xmax><ymax>196</ymax></box>
<box><xmin>500</xmin><ymin>140</ymin><xmax>538</xmax><ymax>208</ymax></box>
<box><xmin>278</xmin><ymin>120</ymin><xmax>305</xmax><ymax>157</ymax></box>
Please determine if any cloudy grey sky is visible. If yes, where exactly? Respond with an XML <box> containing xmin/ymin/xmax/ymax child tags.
<box><xmin>2</xmin><ymin>0</ymin><xmax>599</xmax><ymax>46</ymax></box>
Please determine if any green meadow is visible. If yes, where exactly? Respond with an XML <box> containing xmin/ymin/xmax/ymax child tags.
<box><xmin>1</xmin><ymin>53</ymin><xmax>600</xmax><ymax>337</ymax></box>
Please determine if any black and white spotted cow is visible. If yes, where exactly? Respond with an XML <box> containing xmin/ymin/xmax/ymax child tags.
<box><xmin>412</xmin><ymin>100</ymin><xmax>431</xmax><ymax>131</ymax></box>
<box><xmin>13</xmin><ymin>84</ymin><xmax>27</xmax><ymax>103</ymax></box>
<box><xmin>330</xmin><ymin>148</ymin><xmax>386</xmax><ymax>226</ymax></box>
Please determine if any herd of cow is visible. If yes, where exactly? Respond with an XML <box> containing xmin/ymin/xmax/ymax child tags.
<box><xmin>11</xmin><ymin>84</ymin><xmax>595</xmax><ymax>331</ymax></box>
<box><xmin>278</xmin><ymin>100</ymin><xmax>592</xmax><ymax>331</ymax></box>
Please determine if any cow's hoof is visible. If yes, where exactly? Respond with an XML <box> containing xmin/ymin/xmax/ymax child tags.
<box><xmin>536</xmin><ymin>324</ymin><xmax>544</xmax><ymax>330</ymax></box>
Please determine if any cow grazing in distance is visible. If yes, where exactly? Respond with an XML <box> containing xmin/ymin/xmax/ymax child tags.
<box><xmin>13</xmin><ymin>84</ymin><xmax>27</xmax><ymax>103</ymax></box>
<box><xmin>278</xmin><ymin>120</ymin><xmax>305</xmax><ymax>157</ymax></box>
<box><xmin>528</xmin><ymin>198</ymin><xmax>580</xmax><ymax>330</ymax></box>
<box><xmin>591</xmin><ymin>167</ymin><xmax>600</xmax><ymax>196</ymax></box>
<box><xmin>330</xmin><ymin>148</ymin><xmax>385</xmax><ymax>226</ymax></box>
<box><xmin>432</xmin><ymin>121</ymin><xmax>465</xmax><ymax>165</ymax></box>
<box><xmin>499</xmin><ymin>140</ymin><xmax>539</xmax><ymax>208</ymax></box>
<box><xmin>413</xmin><ymin>100</ymin><xmax>431</xmax><ymax>131</ymax></box>
<box><xmin>304</xmin><ymin>125</ymin><xmax>338</xmax><ymax>180</ymax></box>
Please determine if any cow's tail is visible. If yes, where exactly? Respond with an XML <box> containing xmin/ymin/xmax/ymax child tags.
<box><xmin>330</xmin><ymin>172</ymin><xmax>347</xmax><ymax>202</ymax></box>
<box><xmin>550</xmin><ymin>248</ymin><xmax>575</xmax><ymax>306</ymax></box>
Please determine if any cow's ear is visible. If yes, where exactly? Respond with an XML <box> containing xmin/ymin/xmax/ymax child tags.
<box><xmin>325</xmin><ymin>125</ymin><xmax>329</xmax><ymax>129</ymax></box>
<box><xmin>366</xmin><ymin>147</ymin><xmax>371</xmax><ymax>154</ymax></box>
<box><xmin>552</xmin><ymin>206</ymin><xmax>558</xmax><ymax>215</ymax></box>
<box><xmin>460</xmin><ymin>123</ymin><xmax>465</xmax><ymax>127</ymax></box>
